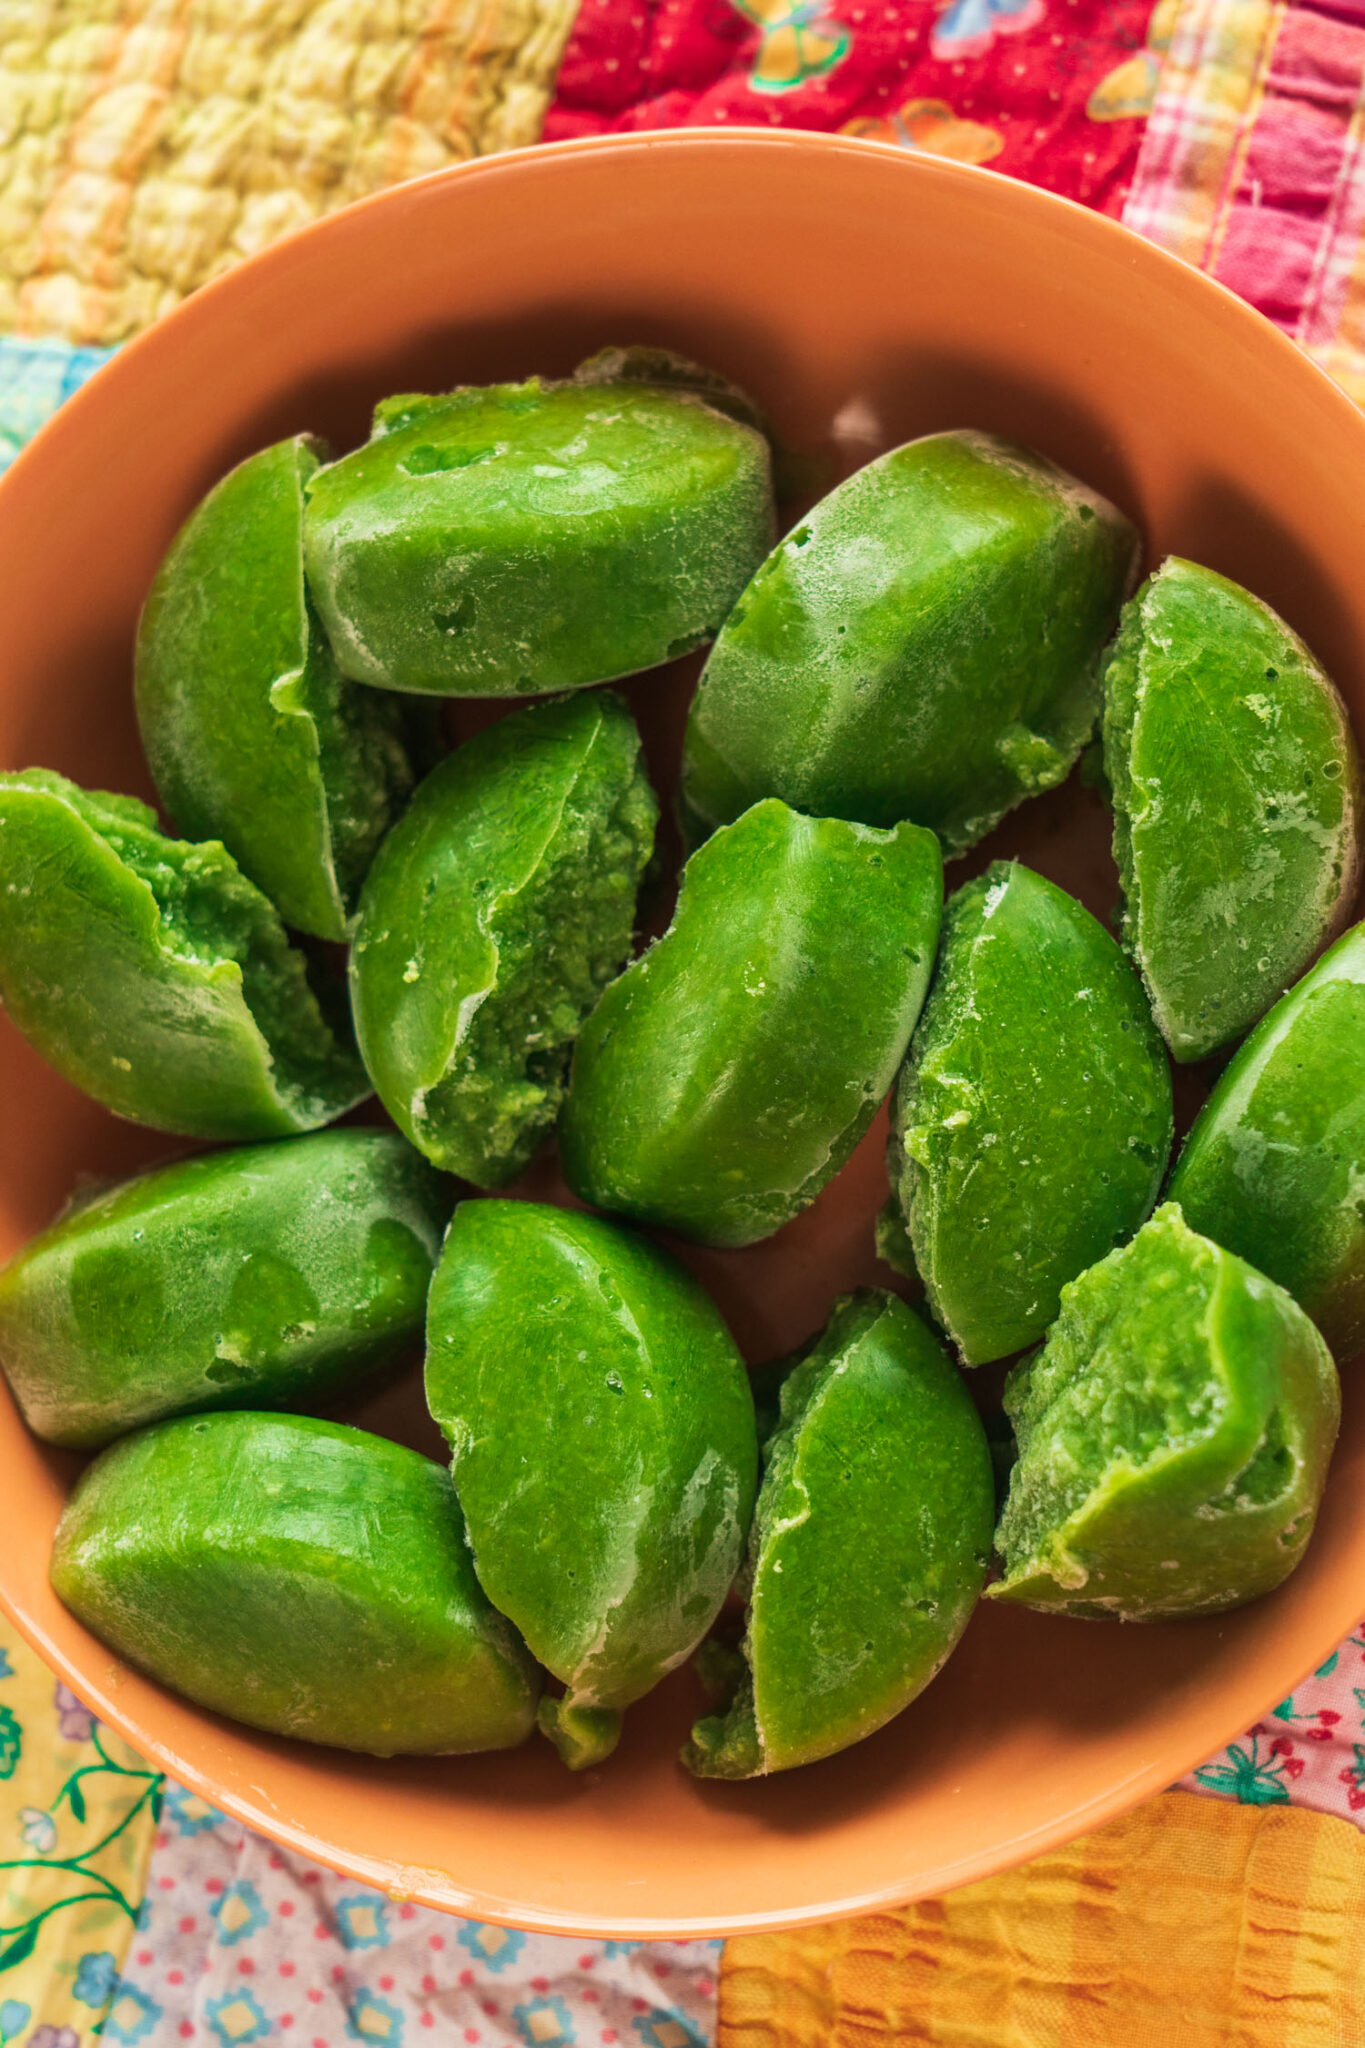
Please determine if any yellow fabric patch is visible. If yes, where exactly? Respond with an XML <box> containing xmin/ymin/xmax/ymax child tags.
<box><xmin>0</xmin><ymin>0</ymin><xmax>581</xmax><ymax>346</ymax></box>
<box><xmin>0</xmin><ymin>1632</ymin><xmax>158</xmax><ymax>2046</ymax></box>
<box><xmin>719</xmin><ymin>1791</ymin><xmax>1365</xmax><ymax>2047</ymax></box>
<box><xmin>1087</xmin><ymin>0</ymin><xmax>1179</xmax><ymax>121</ymax></box>
<box><xmin>842</xmin><ymin>99</ymin><xmax>1003</xmax><ymax>163</ymax></box>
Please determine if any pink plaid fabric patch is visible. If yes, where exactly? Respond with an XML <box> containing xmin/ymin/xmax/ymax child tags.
<box><xmin>1124</xmin><ymin>0</ymin><xmax>1365</xmax><ymax>398</ymax></box>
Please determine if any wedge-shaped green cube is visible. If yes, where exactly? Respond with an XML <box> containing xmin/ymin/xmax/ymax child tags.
<box><xmin>561</xmin><ymin>798</ymin><xmax>943</xmax><ymax>1247</ymax></box>
<box><xmin>51</xmin><ymin>1412</ymin><xmax>541</xmax><ymax>1755</ymax></box>
<box><xmin>350</xmin><ymin>692</ymin><xmax>656</xmax><ymax>1187</ymax></box>
<box><xmin>303</xmin><ymin>366</ymin><xmax>774</xmax><ymax>697</ymax></box>
<box><xmin>991</xmin><ymin>1205</ymin><xmax>1340</xmax><ymax>1619</ymax></box>
<box><xmin>684</xmin><ymin>1290</ymin><xmax>993</xmax><ymax>1778</ymax></box>
<box><xmin>1102</xmin><ymin>558</ymin><xmax>1362</xmax><ymax>1063</ymax></box>
<box><xmin>681</xmin><ymin>430</ymin><xmax>1138</xmax><ymax>853</ymax></box>
<box><xmin>0</xmin><ymin>1130</ymin><xmax>453</xmax><ymax>1449</ymax></box>
<box><xmin>1169</xmin><ymin>922</ymin><xmax>1365</xmax><ymax>1362</ymax></box>
<box><xmin>0</xmin><ymin>770</ymin><xmax>369</xmax><ymax>1139</ymax></box>
<box><xmin>886</xmin><ymin>861</ymin><xmax>1173</xmax><ymax>1365</ymax></box>
<box><xmin>136</xmin><ymin>436</ymin><xmax>415</xmax><ymax>942</ymax></box>
<box><xmin>424</xmin><ymin>1200</ymin><xmax>757</xmax><ymax>1769</ymax></box>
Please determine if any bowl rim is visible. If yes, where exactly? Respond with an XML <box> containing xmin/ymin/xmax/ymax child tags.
<box><xmin>1</xmin><ymin>124</ymin><xmax>1362</xmax><ymax>1937</ymax></box>
<box><xmin>12</xmin><ymin>124</ymin><xmax>1365</xmax><ymax>502</ymax></box>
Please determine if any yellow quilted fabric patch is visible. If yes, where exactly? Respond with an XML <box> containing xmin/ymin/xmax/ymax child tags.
<box><xmin>720</xmin><ymin>1792</ymin><xmax>1365</xmax><ymax>2047</ymax></box>
<box><xmin>0</xmin><ymin>0</ymin><xmax>580</xmax><ymax>344</ymax></box>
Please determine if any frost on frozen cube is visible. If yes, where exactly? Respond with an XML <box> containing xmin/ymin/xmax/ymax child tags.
<box><xmin>681</xmin><ymin>429</ymin><xmax>1139</xmax><ymax>851</ymax></box>
<box><xmin>302</xmin><ymin>362</ymin><xmax>775</xmax><ymax>697</ymax></box>
<box><xmin>1101</xmin><ymin>557</ymin><xmax>1362</xmax><ymax>1062</ymax></box>
<box><xmin>561</xmin><ymin>799</ymin><xmax>943</xmax><ymax>1246</ymax></box>
<box><xmin>349</xmin><ymin>691</ymin><xmax>657</xmax><ymax>1187</ymax></box>
<box><xmin>886</xmin><ymin>860</ymin><xmax>1173</xmax><ymax>1365</ymax></box>
<box><xmin>685</xmin><ymin>1290</ymin><xmax>994</xmax><ymax>1777</ymax></box>
<box><xmin>1169</xmin><ymin>921</ymin><xmax>1365</xmax><ymax>1361</ymax></box>
<box><xmin>424</xmin><ymin>1201</ymin><xmax>758</xmax><ymax>1768</ymax></box>
<box><xmin>991</xmin><ymin>1205</ymin><xmax>1340</xmax><ymax>1620</ymax></box>
<box><xmin>0</xmin><ymin>769</ymin><xmax>368</xmax><ymax>1139</ymax></box>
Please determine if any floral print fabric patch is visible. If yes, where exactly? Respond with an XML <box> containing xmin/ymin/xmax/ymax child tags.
<box><xmin>10</xmin><ymin>1615</ymin><xmax>1365</xmax><ymax>2048</ymax></box>
<box><xmin>545</xmin><ymin>0</ymin><xmax>1161</xmax><ymax>218</ymax></box>
<box><xmin>0</xmin><ymin>1637</ymin><xmax>157</xmax><ymax>2046</ymax></box>
<box><xmin>1181</xmin><ymin>1629</ymin><xmax>1365</xmax><ymax>1820</ymax></box>
<box><xmin>0</xmin><ymin>1632</ymin><xmax>719</xmax><ymax>2048</ymax></box>
<box><xmin>104</xmin><ymin>1810</ymin><xmax>719</xmax><ymax>2048</ymax></box>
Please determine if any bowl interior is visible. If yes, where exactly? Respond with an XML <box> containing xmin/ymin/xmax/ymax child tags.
<box><xmin>2</xmin><ymin>131</ymin><xmax>1363</xmax><ymax>1937</ymax></box>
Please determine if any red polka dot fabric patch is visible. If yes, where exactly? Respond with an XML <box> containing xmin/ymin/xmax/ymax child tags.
<box><xmin>546</xmin><ymin>0</ymin><xmax>1164</xmax><ymax>215</ymax></box>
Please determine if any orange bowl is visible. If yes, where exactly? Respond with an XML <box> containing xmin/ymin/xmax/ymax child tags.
<box><xmin>2</xmin><ymin>130</ymin><xmax>1364</xmax><ymax>1937</ymax></box>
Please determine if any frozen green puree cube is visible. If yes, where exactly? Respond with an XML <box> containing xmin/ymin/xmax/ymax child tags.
<box><xmin>0</xmin><ymin>770</ymin><xmax>368</xmax><ymax>1139</ymax></box>
<box><xmin>560</xmin><ymin>798</ymin><xmax>943</xmax><ymax>1247</ymax></box>
<box><xmin>886</xmin><ymin>861</ymin><xmax>1173</xmax><ymax>1366</ymax></box>
<box><xmin>1169</xmin><ymin>922</ymin><xmax>1365</xmax><ymax>1361</ymax></box>
<box><xmin>681</xmin><ymin>430</ymin><xmax>1139</xmax><ymax>853</ymax></box>
<box><xmin>0</xmin><ymin>1130</ymin><xmax>453</xmax><ymax>1449</ymax></box>
<box><xmin>424</xmin><ymin>1200</ymin><xmax>757</xmax><ymax>1769</ymax></box>
<box><xmin>135</xmin><ymin>436</ymin><xmax>414</xmax><ymax>942</ymax></box>
<box><xmin>991</xmin><ymin>1205</ymin><xmax>1340</xmax><ymax>1619</ymax></box>
<box><xmin>685</xmin><ymin>1290</ymin><xmax>993</xmax><ymax>1779</ymax></box>
<box><xmin>51</xmin><ymin>1412</ymin><xmax>540</xmax><ymax>1755</ymax></box>
<box><xmin>302</xmin><ymin>366</ymin><xmax>775</xmax><ymax>697</ymax></box>
<box><xmin>350</xmin><ymin>691</ymin><xmax>657</xmax><ymax>1186</ymax></box>
<box><xmin>1102</xmin><ymin>557</ymin><xmax>1362</xmax><ymax>1063</ymax></box>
